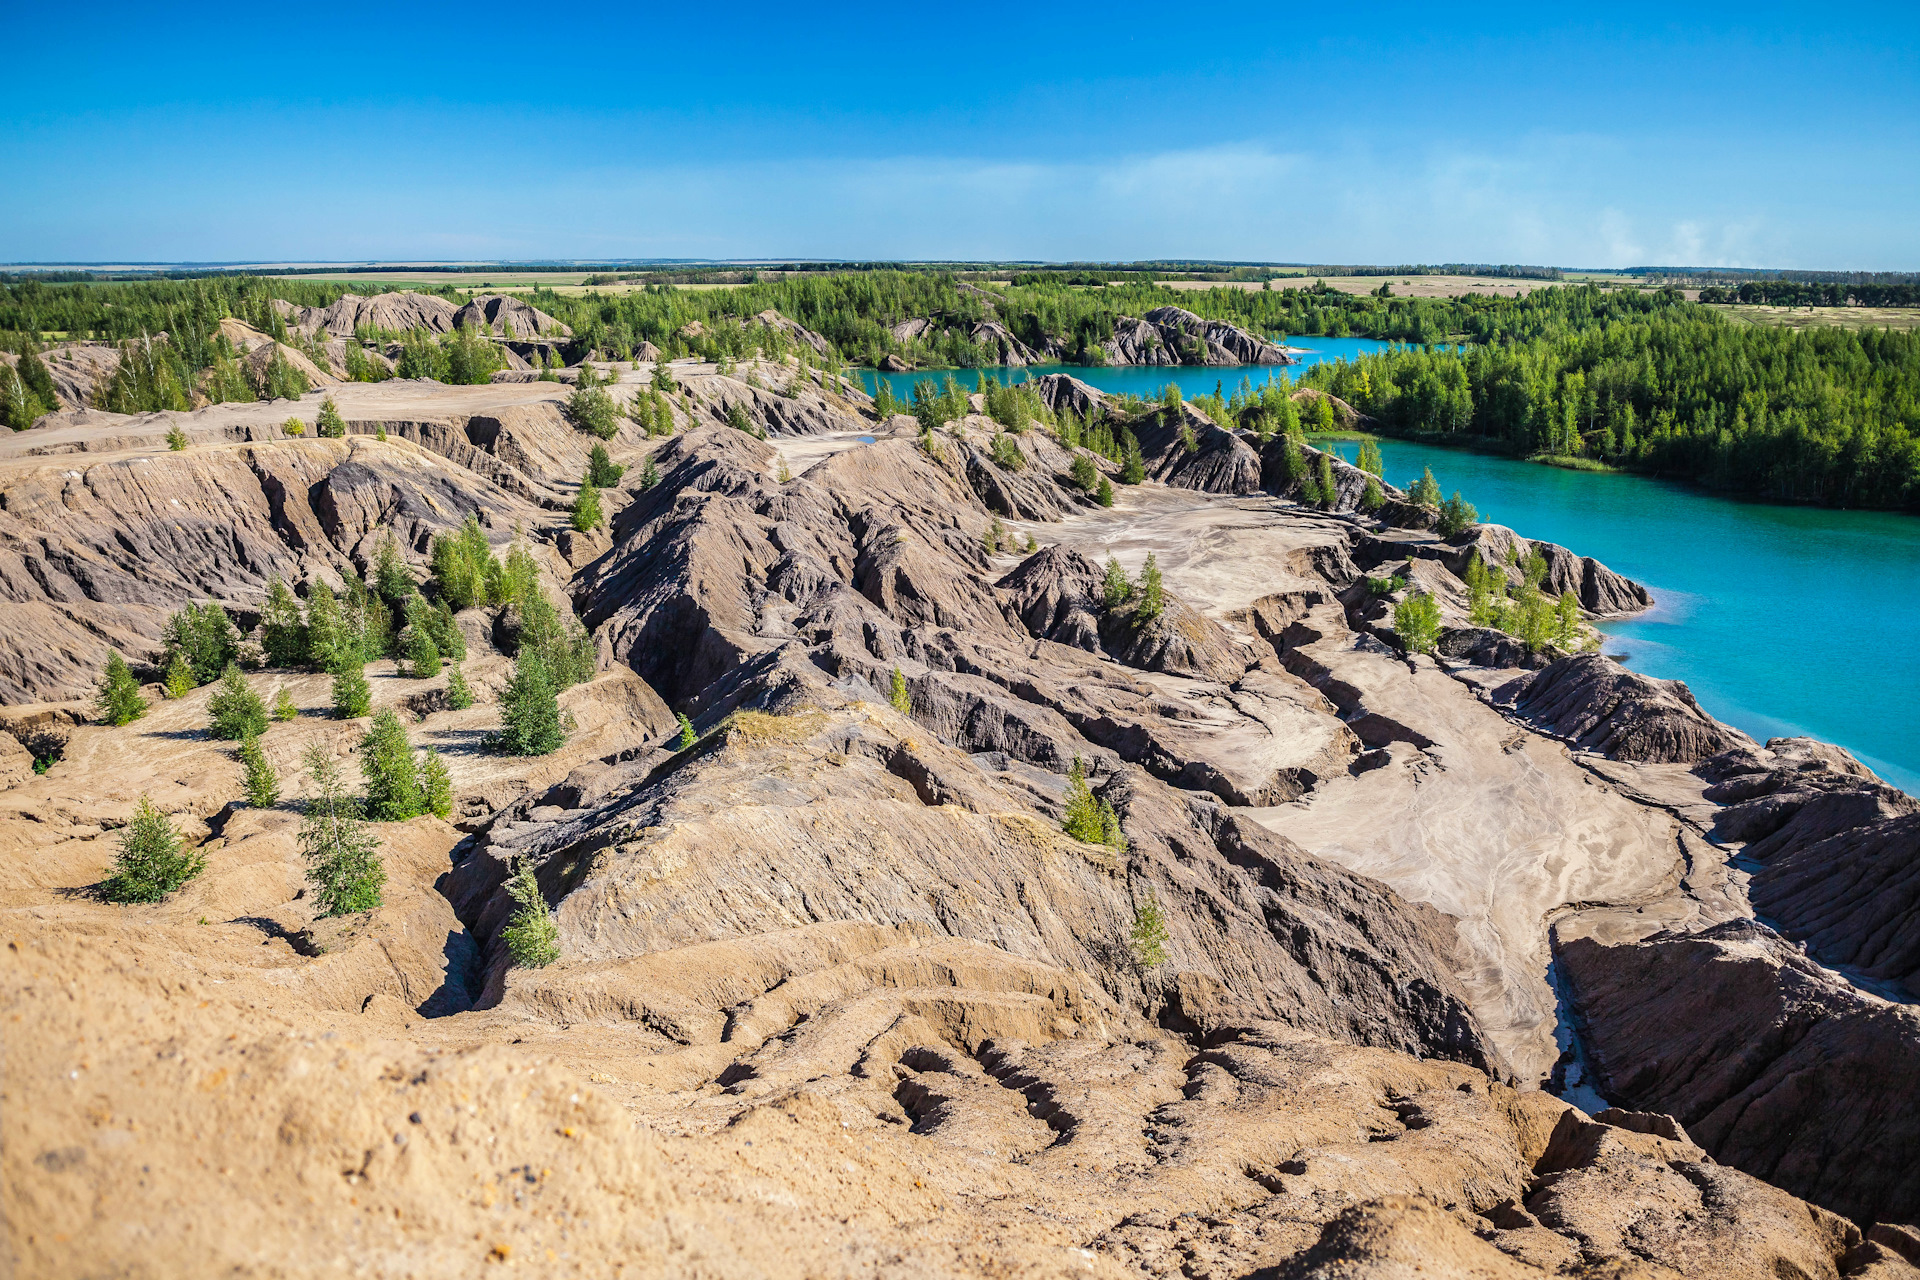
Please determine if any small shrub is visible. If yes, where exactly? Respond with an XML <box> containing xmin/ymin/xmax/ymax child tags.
<box><xmin>404</xmin><ymin>623</ymin><xmax>442</xmax><ymax>679</ymax></box>
<box><xmin>282</xmin><ymin>416</ymin><xmax>305</xmax><ymax>437</ymax></box>
<box><xmin>272</xmin><ymin>688</ymin><xmax>299</xmax><ymax>722</ymax></box>
<box><xmin>571</xmin><ymin>478</ymin><xmax>603</xmax><ymax>531</ymax></box>
<box><xmin>331</xmin><ymin>657</ymin><xmax>371</xmax><ymax>719</ymax></box>
<box><xmin>166</xmin><ymin>424</ymin><xmax>188</xmax><ymax>451</ymax></box>
<box><xmin>496</xmin><ymin>648</ymin><xmax>565</xmax><ymax>756</ymax></box>
<box><xmin>1061</xmin><ymin>757</ymin><xmax>1104</xmax><ymax>843</ymax></box>
<box><xmin>1096</xmin><ymin>477</ymin><xmax>1115</xmax><ymax>507</ymax></box>
<box><xmin>1437</xmin><ymin>491</ymin><xmax>1479</xmax><ymax>539</ymax></box>
<box><xmin>1392</xmin><ymin>592</ymin><xmax>1442</xmax><ymax>654</ymax></box>
<box><xmin>502</xmin><ymin>860</ymin><xmax>560</xmax><ymax>968</ymax></box>
<box><xmin>1069</xmin><ymin>453</ymin><xmax>1098</xmax><ymax>491</ymax></box>
<box><xmin>446</xmin><ymin>665</ymin><xmax>475</xmax><ymax>710</ymax></box>
<box><xmin>206</xmin><ymin>664</ymin><xmax>268</xmax><ymax>739</ymax></box>
<box><xmin>361</xmin><ymin>708</ymin><xmax>423</xmax><ymax>821</ymax></box>
<box><xmin>638</xmin><ymin>458</ymin><xmax>660</xmax><ymax>490</ymax></box>
<box><xmin>1101</xmin><ymin>555</ymin><xmax>1133</xmax><ymax>608</ymax></box>
<box><xmin>299</xmin><ymin>742</ymin><xmax>384</xmax><ymax>915</ymax></box>
<box><xmin>889</xmin><ymin>666</ymin><xmax>911</xmax><ymax>715</ymax></box>
<box><xmin>585</xmin><ymin>443</ymin><xmax>625</xmax><ymax>487</ymax></box>
<box><xmin>1361</xmin><ymin>475</ymin><xmax>1385</xmax><ymax>512</ymax></box>
<box><xmin>676</xmin><ymin>711</ymin><xmax>696</xmax><ymax>751</ymax></box>
<box><xmin>1129</xmin><ymin>890</ymin><xmax>1170</xmax><ymax>969</ymax></box>
<box><xmin>990</xmin><ymin>432</ymin><xmax>1025</xmax><ymax>471</ymax></box>
<box><xmin>239</xmin><ymin>732</ymin><xmax>279</xmax><ymax>807</ymax></box>
<box><xmin>101</xmin><ymin>795</ymin><xmax>204</xmax><ymax>903</ymax></box>
<box><xmin>96</xmin><ymin>651</ymin><xmax>148</xmax><ymax>726</ymax></box>
<box><xmin>163</xmin><ymin>652</ymin><xmax>195</xmax><ymax>699</ymax></box>
<box><xmin>316</xmin><ymin>397</ymin><xmax>347</xmax><ymax>438</ymax></box>
<box><xmin>1409</xmin><ymin>467</ymin><xmax>1442</xmax><ymax>508</ymax></box>
<box><xmin>417</xmin><ymin>748</ymin><xmax>453</xmax><ymax>820</ymax></box>
<box><xmin>260</xmin><ymin>578</ymin><xmax>310</xmax><ymax>668</ymax></box>
<box><xmin>1136</xmin><ymin>553</ymin><xmax>1165</xmax><ymax>622</ymax></box>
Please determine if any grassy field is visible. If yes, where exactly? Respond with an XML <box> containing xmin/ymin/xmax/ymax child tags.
<box><xmin>1711</xmin><ymin>304</ymin><xmax>1920</xmax><ymax>332</ymax></box>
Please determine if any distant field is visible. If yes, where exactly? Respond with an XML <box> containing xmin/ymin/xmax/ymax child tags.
<box><xmin>1712</xmin><ymin>304</ymin><xmax>1920</xmax><ymax>332</ymax></box>
<box><xmin>1164</xmin><ymin>275</ymin><xmax>1568</xmax><ymax>299</ymax></box>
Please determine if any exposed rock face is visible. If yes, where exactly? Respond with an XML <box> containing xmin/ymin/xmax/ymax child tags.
<box><xmin>1501</xmin><ymin>654</ymin><xmax>1754</xmax><ymax>762</ymax></box>
<box><xmin>1560</xmin><ymin>919</ymin><xmax>1920</xmax><ymax>1227</ymax></box>
<box><xmin>8</xmin><ymin>342</ymin><xmax>124</xmax><ymax>410</ymax></box>
<box><xmin>1751</xmin><ymin>814</ymin><xmax>1920</xmax><ymax>999</ymax></box>
<box><xmin>995</xmin><ymin>544</ymin><xmax>1105</xmax><ymax>651</ymax></box>
<box><xmin>1444</xmin><ymin>524</ymin><xmax>1654</xmax><ymax>615</ymax></box>
<box><xmin>451</xmin><ymin>293</ymin><xmax>571</xmax><ymax>339</ymax></box>
<box><xmin>283</xmin><ymin>290</ymin><xmax>463</xmax><ymax>337</ymax></box>
<box><xmin>1100</xmin><ymin>307</ymin><xmax>1291</xmax><ymax>367</ymax></box>
<box><xmin>1025</xmin><ymin>370</ymin><xmax>1105</xmax><ymax>419</ymax></box>
<box><xmin>1132</xmin><ymin>404</ymin><xmax>1264</xmax><ymax>493</ymax></box>
<box><xmin>751</xmin><ymin>308</ymin><xmax>833</xmax><ymax>357</ymax></box>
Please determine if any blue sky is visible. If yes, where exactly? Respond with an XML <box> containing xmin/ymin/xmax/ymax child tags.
<box><xmin>5</xmin><ymin>2</ymin><xmax>1917</xmax><ymax>268</ymax></box>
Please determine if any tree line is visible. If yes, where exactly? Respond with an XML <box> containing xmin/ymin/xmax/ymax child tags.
<box><xmin>1294</xmin><ymin>302</ymin><xmax>1920</xmax><ymax>510</ymax></box>
<box><xmin>1698</xmin><ymin>282</ymin><xmax>1920</xmax><ymax>308</ymax></box>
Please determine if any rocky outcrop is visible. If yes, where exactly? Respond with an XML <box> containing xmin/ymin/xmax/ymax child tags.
<box><xmin>1444</xmin><ymin>524</ymin><xmax>1653</xmax><ymax>615</ymax></box>
<box><xmin>9</xmin><ymin>342</ymin><xmax>124</xmax><ymax>410</ymax></box>
<box><xmin>1025</xmin><ymin>371</ymin><xmax>1105</xmax><ymax>420</ymax></box>
<box><xmin>1559</xmin><ymin>919</ymin><xmax>1920</xmax><ymax>1227</ymax></box>
<box><xmin>1131</xmin><ymin>404</ymin><xmax>1263</xmax><ymax>494</ymax></box>
<box><xmin>1095</xmin><ymin>306</ymin><xmax>1290</xmax><ymax>367</ymax></box>
<box><xmin>996</xmin><ymin>544</ymin><xmax>1104</xmax><ymax>651</ymax></box>
<box><xmin>451</xmin><ymin>293</ymin><xmax>571</xmax><ymax>339</ymax></box>
<box><xmin>751</xmin><ymin>308</ymin><xmax>833</xmax><ymax>358</ymax></box>
<box><xmin>286</xmin><ymin>290</ymin><xmax>462</xmax><ymax>337</ymax></box>
<box><xmin>1500</xmin><ymin>654</ymin><xmax>1754</xmax><ymax>762</ymax></box>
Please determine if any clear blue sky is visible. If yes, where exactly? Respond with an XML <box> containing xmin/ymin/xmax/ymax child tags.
<box><xmin>6</xmin><ymin>1</ymin><xmax>1917</xmax><ymax>269</ymax></box>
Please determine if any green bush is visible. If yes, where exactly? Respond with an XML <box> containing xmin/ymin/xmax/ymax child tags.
<box><xmin>1136</xmin><ymin>553</ymin><xmax>1165</xmax><ymax>622</ymax></box>
<box><xmin>162</xmin><ymin>601</ymin><xmax>241</xmax><ymax>686</ymax></box>
<box><xmin>571</xmin><ymin>478</ymin><xmax>603</xmax><ymax>531</ymax></box>
<box><xmin>990</xmin><ymin>432</ymin><xmax>1024</xmax><ymax>472</ymax></box>
<box><xmin>1061</xmin><ymin>757</ymin><xmax>1104</xmax><ymax>843</ymax></box>
<box><xmin>889</xmin><ymin>666</ymin><xmax>911</xmax><ymax>715</ymax></box>
<box><xmin>1409</xmin><ymin>466</ymin><xmax>1443</xmax><ymax>507</ymax></box>
<box><xmin>426</xmin><ymin>599</ymin><xmax>466</xmax><ymax>663</ymax></box>
<box><xmin>163</xmin><ymin>653</ymin><xmax>195</xmax><ymax>700</ymax></box>
<box><xmin>166</xmin><ymin>424</ymin><xmax>188</xmax><ymax>451</ymax></box>
<box><xmin>402</xmin><ymin>596</ymin><xmax>442</xmax><ymax>678</ymax></box>
<box><xmin>1437</xmin><ymin>491</ymin><xmax>1479</xmax><ymax>539</ymax></box>
<box><xmin>101</xmin><ymin>795</ymin><xmax>204</xmax><ymax>903</ymax></box>
<box><xmin>1361</xmin><ymin>475</ymin><xmax>1385</xmax><ymax>512</ymax></box>
<box><xmin>638</xmin><ymin>458</ymin><xmax>660</xmax><ymax>490</ymax></box>
<box><xmin>272</xmin><ymin>688</ymin><xmax>299</xmax><ymax>722</ymax></box>
<box><xmin>446</xmin><ymin>665</ymin><xmax>475</xmax><ymax>710</ymax></box>
<box><xmin>1356</xmin><ymin>439</ymin><xmax>1384</xmax><ymax>476</ymax></box>
<box><xmin>331</xmin><ymin>656</ymin><xmax>371</xmax><ymax>719</ymax></box>
<box><xmin>315</xmin><ymin>397</ymin><xmax>347</xmax><ymax>438</ymax></box>
<box><xmin>260</xmin><ymin>578</ymin><xmax>310</xmax><ymax>668</ymax></box>
<box><xmin>1129</xmin><ymin>890</ymin><xmax>1170</xmax><ymax>969</ymax></box>
<box><xmin>676</xmin><ymin>711</ymin><xmax>696</xmax><ymax>751</ymax></box>
<box><xmin>571</xmin><ymin>385</ymin><xmax>620</xmax><ymax>439</ymax></box>
<box><xmin>502</xmin><ymin>860</ymin><xmax>560</xmax><ymax>968</ymax></box>
<box><xmin>96</xmin><ymin>651</ymin><xmax>148</xmax><ymax>726</ymax></box>
<box><xmin>1101</xmin><ymin>555</ymin><xmax>1133</xmax><ymax>608</ymax></box>
<box><xmin>1097</xmin><ymin>478</ymin><xmax>1115</xmax><ymax>507</ymax></box>
<box><xmin>1392</xmin><ymin>592</ymin><xmax>1442</xmax><ymax>654</ymax></box>
<box><xmin>497</xmin><ymin>649</ymin><xmax>565</xmax><ymax>756</ymax></box>
<box><xmin>374</xmin><ymin>535</ymin><xmax>414</xmax><ymax>608</ymax></box>
<box><xmin>239</xmin><ymin>732</ymin><xmax>279</xmax><ymax>807</ymax></box>
<box><xmin>585</xmin><ymin>443</ymin><xmax>625</xmax><ymax>487</ymax></box>
<box><xmin>207</xmin><ymin>664</ymin><xmax>268</xmax><ymax>739</ymax></box>
<box><xmin>1069</xmin><ymin>453</ymin><xmax>1098</xmax><ymax>491</ymax></box>
<box><xmin>299</xmin><ymin>742</ymin><xmax>384</xmax><ymax>915</ymax></box>
<box><xmin>361</xmin><ymin>708</ymin><xmax>423</xmax><ymax>821</ymax></box>
<box><xmin>418</xmin><ymin>748</ymin><xmax>453</xmax><ymax>820</ymax></box>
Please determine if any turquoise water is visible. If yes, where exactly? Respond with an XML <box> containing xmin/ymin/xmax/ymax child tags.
<box><xmin>859</xmin><ymin>335</ymin><xmax>1396</xmax><ymax>403</ymax></box>
<box><xmin>1315</xmin><ymin>437</ymin><xmax>1920</xmax><ymax>793</ymax></box>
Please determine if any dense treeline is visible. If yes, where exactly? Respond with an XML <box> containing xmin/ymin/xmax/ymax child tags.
<box><xmin>1698</xmin><ymin>282</ymin><xmax>1920</xmax><ymax>308</ymax></box>
<box><xmin>1295</xmin><ymin>301</ymin><xmax>1920</xmax><ymax>509</ymax></box>
<box><xmin>528</xmin><ymin>273</ymin><xmax>1671</xmax><ymax>369</ymax></box>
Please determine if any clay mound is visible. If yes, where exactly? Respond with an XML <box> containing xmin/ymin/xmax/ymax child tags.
<box><xmin>997</xmin><ymin>544</ymin><xmax>1105</xmax><ymax>651</ymax></box>
<box><xmin>1749</xmin><ymin>812</ymin><xmax>1920</xmax><ymax>997</ymax></box>
<box><xmin>1503</xmin><ymin>654</ymin><xmax>1753</xmax><ymax>762</ymax></box>
<box><xmin>1264</xmin><ymin>437</ymin><xmax>1402</xmax><ymax>512</ymax></box>
<box><xmin>8</xmin><ymin>342</ymin><xmax>124</xmax><ymax>410</ymax></box>
<box><xmin>452</xmin><ymin>293</ymin><xmax>571</xmax><ymax>339</ymax></box>
<box><xmin>1025</xmin><ymin>370</ymin><xmax>1105</xmax><ymax>419</ymax></box>
<box><xmin>752</xmin><ymin>308</ymin><xmax>833</xmax><ymax>357</ymax></box>
<box><xmin>1131</xmin><ymin>403</ymin><xmax>1264</xmax><ymax>494</ymax></box>
<box><xmin>316</xmin><ymin>290</ymin><xmax>461</xmax><ymax>337</ymax></box>
<box><xmin>1559</xmin><ymin>918</ymin><xmax>1920</xmax><ymax>1228</ymax></box>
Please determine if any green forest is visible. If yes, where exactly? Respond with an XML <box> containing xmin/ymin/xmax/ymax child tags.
<box><xmin>1</xmin><ymin>271</ymin><xmax>1916</xmax><ymax>509</ymax></box>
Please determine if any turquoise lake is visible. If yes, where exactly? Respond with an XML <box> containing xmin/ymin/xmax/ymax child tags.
<box><xmin>860</xmin><ymin>338</ymin><xmax>1920</xmax><ymax>793</ymax></box>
